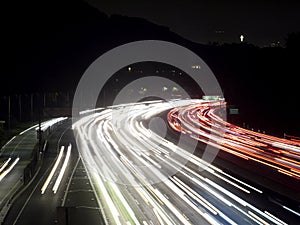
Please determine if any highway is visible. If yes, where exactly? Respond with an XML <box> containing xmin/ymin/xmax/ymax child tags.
<box><xmin>73</xmin><ymin>99</ymin><xmax>300</xmax><ymax>225</ymax></box>
<box><xmin>0</xmin><ymin>118</ymin><xmax>68</xmax><ymax>223</ymax></box>
<box><xmin>0</xmin><ymin>123</ymin><xmax>39</xmax><ymax>210</ymax></box>
<box><xmin>2</xmin><ymin>119</ymin><xmax>104</xmax><ymax>225</ymax></box>
<box><xmin>168</xmin><ymin>101</ymin><xmax>300</xmax><ymax>180</ymax></box>
<box><xmin>2</xmin><ymin>120</ymin><xmax>71</xmax><ymax>225</ymax></box>
<box><xmin>1</xmin><ymin>99</ymin><xmax>299</xmax><ymax>224</ymax></box>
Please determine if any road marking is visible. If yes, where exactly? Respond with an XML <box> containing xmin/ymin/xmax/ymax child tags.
<box><xmin>12</xmin><ymin>124</ymin><xmax>71</xmax><ymax>225</ymax></box>
<box><xmin>61</xmin><ymin>156</ymin><xmax>80</xmax><ymax>206</ymax></box>
<box><xmin>12</xmin><ymin>163</ymin><xmax>52</xmax><ymax>225</ymax></box>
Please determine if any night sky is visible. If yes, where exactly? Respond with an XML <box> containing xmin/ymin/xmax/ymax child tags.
<box><xmin>3</xmin><ymin>0</ymin><xmax>300</xmax><ymax>136</ymax></box>
<box><xmin>86</xmin><ymin>0</ymin><xmax>300</xmax><ymax>46</ymax></box>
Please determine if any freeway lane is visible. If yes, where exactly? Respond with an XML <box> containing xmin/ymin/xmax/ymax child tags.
<box><xmin>167</xmin><ymin>101</ymin><xmax>300</xmax><ymax>195</ymax></box>
<box><xmin>73</xmin><ymin>99</ymin><xmax>299</xmax><ymax>225</ymax></box>
<box><xmin>168</xmin><ymin>101</ymin><xmax>300</xmax><ymax>180</ymax></box>
<box><xmin>4</xmin><ymin>99</ymin><xmax>298</xmax><ymax>224</ymax></box>
<box><xmin>4</xmin><ymin>119</ymin><xmax>105</xmax><ymax>225</ymax></box>
<box><xmin>3</xmin><ymin>121</ymin><xmax>72</xmax><ymax>225</ymax></box>
<box><xmin>0</xmin><ymin>123</ymin><xmax>39</xmax><ymax>217</ymax></box>
<box><xmin>0</xmin><ymin>118</ymin><xmax>67</xmax><ymax>223</ymax></box>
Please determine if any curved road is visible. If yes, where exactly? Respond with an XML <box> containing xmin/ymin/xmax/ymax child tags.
<box><xmin>73</xmin><ymin>99</ymin><xmax>300</xmax><ymax>225</ymax></box>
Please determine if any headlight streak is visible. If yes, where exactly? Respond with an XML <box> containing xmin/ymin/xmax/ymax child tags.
<box><xmin>0</xmin><ymin>157</ymin><xmax>20</xmax><ymax>182</ymax></box>
<box><xmin>36</xmin><ymin>117</ymin><xmax>68</xmax><ymax>132</ymax></box>
<box><xmin>76</xmin><ymin>113</ymin><xmax>176</xmax><ymax>225</ymax></box>
<box><xmin>1</xmin><ymin>136</ymin><xmax>16</xmax><ymax>149</ymax></box>
<box><xmin>19</xmin><ymin>124</ymin><xmax>39</xmax><ymax>135</ymax></box>
<box><xmin>0</xmin><ymin>158</ymin><xmax>12</xmax><ymax>174</ymax></box>
<box><xmin>52</xmin><ymin>144</ymin><xmax>72</xmax><ymax>194</ymax></box>
<box><xmin>41</xmin><ymin>146</ymin><xmax>64</xmax><ymax>194</ymax></box>
<box><xmin>264</xmin><ymin>211</ymin><xmax>288</xmax><ymax>225</ymax></box>
<box><xmin>136</xmin><ymin>119</ymin><xmax>261</xmax><ymax>194</ymax></box>
<box><xmin>94</xmin><ymin>172</ymin><xmax>122</xmax><ymax>225</ymax></box>
<box><xmin>73</xmin><ymin>99</ymin><xmax>291</xmax><ymax>225</ymax></box>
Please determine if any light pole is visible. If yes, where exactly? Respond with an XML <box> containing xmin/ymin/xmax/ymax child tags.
<box><xmin>8</xmin><ymin>95</ymin><xmax>11</xmax><ymax>132</ymax></box>
<box><xmin>19</xmin><ymin>94</ymin><xmax>22</xmax><ymax>122</ymax></box>
<box><xmin>31</xmin><ymin>93</ymin><xmax>34</xmax><ymax>122</ymax></box>
<box><xmin>38</xmin><ymin>93</ymin><xmax>42</xmax><ymax>154</ymax></box>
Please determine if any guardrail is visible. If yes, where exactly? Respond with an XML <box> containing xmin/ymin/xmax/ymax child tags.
<box><xmin>36</xmin><ymin>117</ymin><xmax>68</xmax><ymax>143</ymax></box>
<box><xmin>0</xmin><ymin>117</ymin><xmax>68</xmax><ymax>224</ymax></box>
<box><xmin>0</xmin><ymin>177</ymin><xmax>23</xmax><ymax>224</ymax></box>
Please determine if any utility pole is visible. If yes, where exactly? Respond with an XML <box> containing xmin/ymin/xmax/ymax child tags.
<box><xmin>38</xmin><ymin>93</ymin><xmax>42</xmax><ymax>155</ymax></box>
<box><xmin>36</xmin><ymin>93</ymin><xmax>43</xmax><ymax>162</ymax></box>
<box><xmin>31</xmin><ymin>93</ymin><xmax>33</xmax><ymax>122</ymax></box>
<box><xmin>8</xmin><ymin>95</ymin><xmax>11</xmax><ymax>132</ymax></box>
<box><xmin>43</xmin><ymin>92</ymin><xmax>46</xmax><ymax>108</ymax></box>
<box><xmin>19</xmin><ymin>94</ymin><xmax>22</xmax><ymax>122</ymax></box>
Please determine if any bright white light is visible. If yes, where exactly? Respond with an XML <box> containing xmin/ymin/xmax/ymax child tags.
<box><xmin>41</xmin><ymin>146</ymin><xmax>64</xmax><ymax>194</ymax></box>
<box><xmin>240</xmin><ymin>35</ymin><xmax>244</xmax><ymax>42</ymax></box>
<box><xmin>0</xmin><ymin>158</ymin><xmax>11</xmax><ymax>173</ymax></box>
<box><xmin>53</xmin><ymin>144</ymin><xmax>72</xmax><ymax>194</ymax></box>
<box><xmin>19</xmin><ymin>124</ymin><xmax>39</xmax><ymax>135</ymax></box>
<box><xmin>283</xmin><ymin>205</ymin><xmax>300</xmax><ymax>217</ymax></box>
<box><xmin>110</xmin><ymin>182</ymin><xmax>141</xmax><ymax>225</ymax></box>
<box><xmin>94</xmin><ymin>173</ymin><xmax>121</xmax><ymax>225</ymax></box>
<box><xmin>2</xmin><ymin>136</ymin><xmax>16</xmax><ymax>148</ymax></box>
<box><xmin>36</xmin><ymin>117</ymin><xmax>68</xmax><ymax>132</ymax></box>
<box><xmin>0</xmin><ymin>158</ymin><xmax>20</xmax><ymax>182</ymax></box>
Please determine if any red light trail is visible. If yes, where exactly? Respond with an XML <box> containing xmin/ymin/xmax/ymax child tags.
<box><xmin>168</xmin><ymin>101</ymin><xmax>300</xmax><ymax>180</ymax></box>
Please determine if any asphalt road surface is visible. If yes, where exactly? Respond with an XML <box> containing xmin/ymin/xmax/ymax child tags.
<box><xmin>3</xmin><ymin>120</ymin><xmax>104</xmax><ymax>225</ymax></box>
<box><xmin>73</xmin><ymin>99</ymin><xmax>300</xmax><ymax>225</ymax></box>
<box><xmin>2</xmin><ymin>99</ymin><xmax>299</xmax><ymax>225</ymax></box>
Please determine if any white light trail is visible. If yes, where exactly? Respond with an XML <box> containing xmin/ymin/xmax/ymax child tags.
<box><xmin>73</xmin><ymin>99</ymin><xmax>292</xmax><ymax>225</ymax></box>
<box><xmin>19</xmin><ymin>124</ymin><xmax>39</xmax><ymax>135</ymax></box>
<box><xmin>0</xmin><ymin>157</ymin><xmax>20</xmax><ymax>182</ymax></box>
<box><xmin>53</xmin><ymin>144</ymin><xmax>72</xmax><ymax>194</ymax></box>
<box><xmin>94</xmin><ymin>172</ymin><xmax>122</xmax><ymax>225</ymax></box>
<box><xmin>0</xmin><ymin>158</ymin><xmax>11</xmax><ymax>173</ymax></box>
<box><xmin>41</xmin><ymin>146</ymin><xmax>64</xmax><ymax>194</ymax></box>
<box><xmin>282</xmin><ymin>205</ymin><xmax>300</xmax><ymax>217</ymax></box>
<box><xmin>110</xmin><ymin>182</ymin><xmax>141</xmax><ymax>225</ymax></box>
<box><xmin>264</xmin><ymin>211</ymin><xmax>288</xmax><ymax>225</ymax></box>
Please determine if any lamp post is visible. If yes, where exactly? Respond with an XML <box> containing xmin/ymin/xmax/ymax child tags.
<box><xmin>31</xmin><ymin>93</ymin><xmax>33</xmax><ymax>122</ymax></box>
<box><xmin>8</xmin><ymin>95</ymin><xmax>11</xmax><ymax>132</ymax></box>
<box><xmin>18</xmin><ymin>94</ymin><xmax>22</xmax><ymax>122</ymax></box>
<box><xmin>38</xmin><ymin>93</ymin><xmax>42</xmax><ymax>153</ymax></box>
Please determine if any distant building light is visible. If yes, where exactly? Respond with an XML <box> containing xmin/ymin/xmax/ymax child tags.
<box><xmin>128</xmin><ymin>67</ymin><xmax>132</xmax><ymax>71</ymax></box>
<box><xmin>202</xmin><ymin>95</ymin><xmax>223</xmax><ymax>101</ymax></box>
<box><xmin>162</xmin><ymin>86</ymin><xmax>168</xmax><ymax>92</ymax></box>
<box><xmin>192</xmin><ymin>65</ymin><xmax>201</xmax><ymax>69</ymax></box>
<box><xmin>138</xmin><ymin>87</ymin><xmax>147</xmax><ymax>94</ymax></box>
<box><xmin>229</xmin><ymin>108</ymin><xmax>239</xmax><ymax>115</ymax></box>
<box><xmin>240</xmin><ymin>35</ymin><xmax>244</xmax><ymax>42</ymax></box>
<box><xmin>270</xmin><ymin>41</ymin><xmax>281</xmax><ymax>47</ymax></box>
